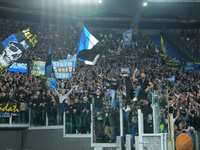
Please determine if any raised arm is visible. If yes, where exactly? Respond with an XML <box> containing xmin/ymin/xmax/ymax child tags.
<box><xmin>133</xmin><ymin>70</ymin><xmax>138</xmax><ymax>82</ymax></box>
<box><xmin>174</xmin><ymin>109</ymin><xmax>180</xmax><ymax>121</ymax></box>
<box><xmin>52</xmin><ymin>86</ymin><xmax>61</xmax><ymax>97</ymax></box>
<box><xmin>63</xmin><ymin>85</ymin><xmax>77</xmax><ymax>98</ymax></box>
<box><xmin>99</xmin><ymin>74</ymin><xmax>116</xmax><ymax>84</ymax></box>
<box><xmin>148</xmin><ymin>82</ymin><xmax>154</xmax><ymax>89</ymax></box>
<box><xmin>120</xmin><ymin>73</ymin><xmax>129</xmax><ymax>77</ymax></box>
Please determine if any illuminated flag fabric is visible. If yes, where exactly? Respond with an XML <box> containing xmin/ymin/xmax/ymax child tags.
<box><xmin>122</xmin><ymin>29</ymin><xmax>133</xmax><ymax>46</ymax></box>
<box><xmin>0</xmin><ymin>28</ymin><xmax>38</xmax><ymax>73</ymax></box>
<box><xmin>45</xmin><ymin>45</ymin><xmax>52</xmax><ymax>77</ymax></box>
<box><xmin>77</xmin><ymin>26</ymin><xmax>105</xmax><ymax>65</ymax></box>
<box><xmin>161</xmin><ymin>36</ymin><xmax>164</xmax><ymax>51</ymax></box>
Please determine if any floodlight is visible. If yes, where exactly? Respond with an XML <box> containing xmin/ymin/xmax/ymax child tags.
<box><xmin>143</xmin><ymin>2</ymin><xmax>147</xmax><ymax>6</ymax></box>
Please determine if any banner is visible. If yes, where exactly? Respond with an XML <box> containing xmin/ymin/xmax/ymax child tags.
<box><xmin>8</xmin><ymin>62</ymin><xmax>28</xmax><ymax>73</ymax></box>
<box><xmin>0</xmin><ymin>28</ymin><xmax>38</xmax><ymax>74</ymax></box>
<box><xmin>63</xmin><ymin>59</ymin><xmax>77</xmax><ymax>68</ymax></box>
<box><xmin>185</xmin><ymin>66</ymin><xmax>194</xmax><ymax>71</ymax></box>
<box><xmin>31</xmin><ymin>61</ymin><xmax>46</xmax><ymax>76</ymax></box>
<box><xmin>0</xmin><ymin>103</ymin><xmax>20</xmax><ymax>116</ymax></box>
<box><xmin>67</xmin><ymin>54</ymin><xmax>77</xmax><ymax>61</ymax></box>
<box><xmin>52</xmin><ymin>61</ymin><xmax>74</xmax><ymax>79</ymax></box>
<box><xmin>194</xmin><ymin>62</ymin><xmax>200</xmax><ymax>68</ymax></box>
<box><xmin>166</xmin><ymin>60</ymin><xmax>180</xmax><ymax>66</ymax></box>
<box><xmin>122</xmin><ymin>29</ymin><xmax>133</xmax><ymax>46</ymax></box>
<box><xmin>186</xmin><ymin>62</ymin><xmax>194</xmax><ymax>67</ymax></box>
<box><xmin>160</xmin><ymin>53</ymin><xmax>167</xmax><ymax>58</ymax></box>
<box><xmin>121</xmin><ymin>67</ymin><xmax>130</xmax><ymax>73</ymax></box>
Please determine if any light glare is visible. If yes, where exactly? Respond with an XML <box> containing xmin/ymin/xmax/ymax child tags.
<box><xmin>99</xmin><ymin>0</ymin><xmax>102</xmax><ymax>3</ymax></box>
<box><xmin>143</xmin><ymin>2</ymin><xmax>147</xmax><ymax>6</ymax></box>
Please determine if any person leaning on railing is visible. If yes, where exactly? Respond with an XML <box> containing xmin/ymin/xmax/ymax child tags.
<box><xmin>82</xmin><ymin>96</ymin><xmax>91</xmax><ymax>134</ymax></box>
<box><xmin>73</xmin><ymin>98</ymin><xmax>82</xmax><ymax>134</ymax></box>
<box><xmin>32</xmin><ymin>94</ymin><xmax>41</xmax><ymax>125</ymax></box>
<box><xmin>17</xmin><ymin>89</ymin><xmax>28</xmax><ymax>124</ymax></box>
<box><xmin>52</xmin><ymin>85</ymin><xmax>77</xmax><ymax>125</ymax></box>
<box><xmin>65</xmin><ymin>98</ymin><xmax>73</xmax><ymax>134</ymax></box>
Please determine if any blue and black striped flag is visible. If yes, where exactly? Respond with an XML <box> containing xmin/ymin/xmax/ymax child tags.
<box><xmin>0</xmin><ymin>28</ymin><xmax>38</xmax><ymax>73</ymax></box>
<box><xmin>45</xmin><ymin>45</ymin><xmax>52</xmax><ymax>77</ymax></box>
<box><xmin>77</xmin><ymin>26</ymin><xmax>105</xmax><ymax>65</ymax></box>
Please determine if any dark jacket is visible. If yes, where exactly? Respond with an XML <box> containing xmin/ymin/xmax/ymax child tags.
<box><xmin>0</xmin><ymin>96</ymin><xmax>8</xmax><ymax>102</ymax></box>
<box><xmin>33</xmin><ymin>98</ymin><xmax>42</xmax><ymax>113</ymax></box>
<box><xmin>93</xmin><ymin>93</ymin><xmax>104</xmax><ymax>108</ymax></box>
<box><xmin>73</xmin><ymin>102</ymin><xmax>82</xmax><ymax>116</ymax></box>
<box><xmin>103</xmin><ymin>78</ymin><xmax>119</xmax><ymax>91</ymax></box>
<box><xmin>141</xmin><ymin>103</ymin><xmax>152</xmax><ymax>117</ymax></box>
<box><xmin>82</xmin><ymin>101</ymin><xmax>90</xmax><ymax>110</ymax></box>
<box><xmin>66</xmin><ymin>104</ymin><xmax>73</xmax><ymax>114</ymax></box>
<box><xmin>188</xmin><ymin>115</ymin><xmax>200</xmax><ymax>130</ymax></box>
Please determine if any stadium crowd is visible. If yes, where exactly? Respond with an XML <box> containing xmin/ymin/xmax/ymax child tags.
<box><xmin>0</xmin><ymin>19</ymin><xmax>200</xmax><ymax>143</ymax></box>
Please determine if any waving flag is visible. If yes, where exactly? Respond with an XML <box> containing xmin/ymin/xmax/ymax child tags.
<box><xmin>0</xmin><ymin>28</ymin><xmax>38</xmax><ymax>73</ymax></box>
<box><xmin>122</xmin><ymin>29</ymin><xmax>133</xmax><ymax>46</ymax></box>
<box><xmin>77</xmin><ymin>26</ymin><xmax>105</xmax><ymax>65</ymax></box>
<box><xmin>161</xmin><ymin>36</ymin><xmax>164</xmax><ymax>51</ymax></box>
<box><xmin>45</xmin><ymin>45</ymin><xmax>52</xmax><ymax>77</ymax></box>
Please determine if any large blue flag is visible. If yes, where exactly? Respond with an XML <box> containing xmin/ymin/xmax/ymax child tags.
<box><xmin>45</xmin><ymin>45</ymin><xmax>52</xmax><ymax>77</ymax></box>
<box><xmin>77</xmin><ymin>26</ymin><xmax>105</xmax><ymax>65</ymax></box>
<box><xmin>47</xmin><ymin>77</ymin><xmax>57</xmax><ymax>91</ymax></box>
<box><xmin>122</xmin><ymin>29</ymin><xmax>133</xmax><ymax>46</ymax></box>
<box><xmin>0</xmin><ymin>28</ymin><xmax>38</xmax><ymax>73</ymax></box>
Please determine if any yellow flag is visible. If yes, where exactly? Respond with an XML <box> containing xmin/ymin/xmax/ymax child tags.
<box><xmin>161</xmin><ymin>36</ymin><xmax>164</xmax><ymax>51</ymax></box>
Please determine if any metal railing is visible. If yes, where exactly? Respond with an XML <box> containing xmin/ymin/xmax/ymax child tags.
<box><xmin>164</xmin><ymin>30</ymin><xmax>200</xmax><ymax>61</ymax></box>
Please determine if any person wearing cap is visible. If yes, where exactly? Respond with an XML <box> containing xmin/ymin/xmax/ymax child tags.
<box><xmin>99</xmin><ymin>75</ymin><xmax>119</xmax><ymax>109</ymax></box>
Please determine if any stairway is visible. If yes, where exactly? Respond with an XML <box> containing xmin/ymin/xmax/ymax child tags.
<box><xmin>163</xmin><ymin>32</ymin><xmax>194</xmax><ymax>61</ymax></box>
<box><xmin>147</xmin><ymin>35</ymin><xmax>186</xmax><ymax>61</ymax></box>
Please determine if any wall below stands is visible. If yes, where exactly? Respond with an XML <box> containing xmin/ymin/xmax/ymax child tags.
<box><xmin>0</xmin><ymin>130</ymin><xmax>22</xmax><ymax>150</ymax></box>
<box><xmin>22</xmin><ymin>129</ymin><xmax>92</xmax><ymax>150</ymax></box>
<box><xmin>0</xmin><ymin>125</ymin><xmax>119</xmax><ymax>150</ymax></box>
